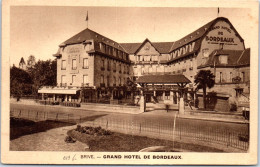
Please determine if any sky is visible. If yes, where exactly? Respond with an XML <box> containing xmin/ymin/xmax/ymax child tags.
<box><xmin>10</xmin><ymin>6</ymin><xmax>253</xmax><ymax>66</ymax></box>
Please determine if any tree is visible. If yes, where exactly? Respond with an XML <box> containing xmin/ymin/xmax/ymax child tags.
<box><xmin>126</xmin><ymin>77</ymin><xmax>137</xmax><ymax>104</ymax></box>
<box><xmin>28</xmin><ymin>59</ymin><xmax>57</xmax><ymax>95</ymax></box>
<box><xmin>194</xmin><ymin>70</ymin><xmax>215</xmax><ymax>109</ymax></box>
<box><xmin>10</xmin><ymin>66</ymin><xmax>33</xmax><ymax>98</ymax></box>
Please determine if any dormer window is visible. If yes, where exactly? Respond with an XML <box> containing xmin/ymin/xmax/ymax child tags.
<box><xmin>202</xmin><ymin>48</ymin><xmax>209</xmax><ymax>58</ymax></box>
<box><xmin>219</xmin><ymin>55</ymin><xmax>228</xmax><ymax>64</ymax></box>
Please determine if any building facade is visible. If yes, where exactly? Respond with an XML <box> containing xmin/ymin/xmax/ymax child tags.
<box><xmin>39</xmin><ymin>17</ymin><xmax>250</xmax><ymax>111</ymax></box>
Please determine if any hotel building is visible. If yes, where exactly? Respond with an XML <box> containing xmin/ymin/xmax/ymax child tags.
<box><xmin>39</xmin><ymin>17</ymin><xmax>250</xmax><ymax>112</ymax></box>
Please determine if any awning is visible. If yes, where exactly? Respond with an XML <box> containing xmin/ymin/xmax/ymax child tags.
<box><xmin>38</xmin><ymin>87</ymin><xmax>80</xmax><ymax>94</ymax></box>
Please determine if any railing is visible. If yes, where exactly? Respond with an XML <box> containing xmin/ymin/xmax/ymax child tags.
<box><xmin>60</xmin><ymin>83</ymin><xmax>67</xmax><ymax>87</ymax></box>
<box><xmin>10</xmin><ymin>108</ymin><xmax>249</xmax><ymax>151</ymax></box>
<box><xmin>86</xmin><ymin>117</ymin><xmax>249</xmax><ymax>151</ymax></box>
<box><xmin>10</xmin><ymin>109</ymin><xmax>82</xmax><ymax>124</ymax></box>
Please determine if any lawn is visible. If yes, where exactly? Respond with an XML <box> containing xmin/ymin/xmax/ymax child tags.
<box><xmin>67</xmin><ymin>125</ymin><xmax>224</xmax><ymax>152</ymax></box>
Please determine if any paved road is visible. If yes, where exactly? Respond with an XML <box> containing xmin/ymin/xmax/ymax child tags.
<box><xmin>11</xmin><ymin>103</ymin><xmax>249</xmax><ymax>135</ymax></box>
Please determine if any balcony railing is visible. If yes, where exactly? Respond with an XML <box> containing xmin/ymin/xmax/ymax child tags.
<box><xmin>81</xmin><ymin>83</ymin><xmax>89</xmax><ymax>87</ymax></box>
<box><xmin>60</xmin><ymin>83</ymin><xmax>67</xmax><ymax>87</ymax></box>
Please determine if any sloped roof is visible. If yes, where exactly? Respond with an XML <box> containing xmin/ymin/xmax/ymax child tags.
<box><xmin>199</xmin><ymin>48</ymin><xmax>250</xmax><ymax>68</ymax></box>
<box><xmin>169</xmin><ymin>17</ymin><xmax>244</xmax><ymax>53</ymax></box>
<box><xmin>237</xmin><ymin>48</ymin><xmax>250</xmax><ymax>66</ymax></box>
<box><xmin>136</xmin><ymin>74</ymin><xmax>191</xmax><ymax>84</ymax></box>
<box><xmin>120</xmin><ymin>43</ymin><xmax>142</xmax><ymax>54</ymax></box>
<box><xmin>120</xmin><ymin>41</ymin><xmax>174</xmax><ymax>54</ymax></box>
<box><xmin>60</xmin><ymin>28</ymin><xmax>126</xmax><ymax>52</ymax></box>
<box><xmin>153</xmin><ymin>42</ymin><xmax>175</xmax><ymax>53</ymax></box>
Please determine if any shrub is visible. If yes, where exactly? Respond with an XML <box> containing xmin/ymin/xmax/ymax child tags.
<box><xmin>74</xmin><ymin>125</ymin><xmax>112</xmax><ymax>136</ymax></box>
<box><xmin>64</xmin><ymin>135</ymin><xmax>76</xmax><ymax>143</ymax></box>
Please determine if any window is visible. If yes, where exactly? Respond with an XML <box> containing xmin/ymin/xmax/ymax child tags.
<box><xmin>86</xmin><ymin>43</ymin><xmax>91</xmax><ymax>51</ymax></box>
<box><xmin>107</xmin><ymin>76</ymin><xmax>110</xmax><ymax>86</ymax></box>
<box><xmin>72</xmin><ymin>75</ymin><xmax>76</xmax><ymax>84</ymax></box>
<box><xmin>119</xmin><ymin>77</ymin><xmax>121</xmax><ymax>85</ymax></box>
<box><xmin>148</xmin><ymin>67</ymin><xmax>152</xmax><ymax>74</ymax></box>
<box><xmin>83</xmin><ymin>75</ymin><xmax>88</xmax><ymax>84</ymax></box>
<box><xmin>241</xmin><ymin>72</ymin><xmax>245</xmax><ymax>82</ymax></box>
<box><xmin>219</xmin><ymin>55</ymin><xmax>228</xmax><ymax>64</ymax></box>
<box><xmin>107</xmin><ymin>60</ymin><xmax>110</xmax><ymax>70</ymax></box>
<box><xmin>219</xmin><ymin>72</ymin><xmax>223</xmax><ymax>83</ymax></box>
<box><xmin>202</xmin><ymin>48</ymin><xmax>209</xmax><ymax>58</ymax></box>
<box><xmin>141</xmin><ymin>67</ymin><xmax>145</xmax><ymax>74</ymax></box>
<box><xmin>101</xmin><ymin>75</ymin><xmax>104</xmax><ymax>83</ymax></box>
<box><xmin>61</xmin><ymin>75</ymin><xmax>65</xmax><ymax>84</ymax></box>
<box><xmin>101</xmin><ymin>59</ymin><xmax>105</xmax><ymax>70</ymax></box>
<box><xmin>61</xmin><ymin>60</ymin><xmax>66</xmax><ymax>70</ymax></box>
<box><xmin>119</xmin><ymin>64</ymin><xmax>122</xmax><ymax>73</ymax></box>
<box><xmin>72</xmin><ymin>59</ymin><xmax>77</xmax><ymax>70</ymax></box>
<box><xmin>99</xmin><ymin>43</ymin><xmax>103</xmax><ymax>52</ymax></box>
<box><xmin>229</xmin><ymin>72</ymin><xmax>233</xmax><ymax>82</ymax></box>
<box><xmin>83</xmin><ymin>58</ymin><xmax>89</xmax><ymax>69</ymax></box>
<box><xmin>113</xmin><ymin>62</ymin><xmax>116</xmax><ymax>72</ymax></box>
<box><xmin>113</xmin><ymin>76</ymin><xmax>116</xmax><ymax>85</ymax></box>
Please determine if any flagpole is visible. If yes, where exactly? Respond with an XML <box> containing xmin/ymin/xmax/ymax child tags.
<box><xmin>217</xmin><ymin>7</ymin><xmax>220</xmax><ymax>17</ymax></box>
<box><xmin>86</xmin><ymin>11</ymin><xmax>89</xmax><ymax>28</ymax></box>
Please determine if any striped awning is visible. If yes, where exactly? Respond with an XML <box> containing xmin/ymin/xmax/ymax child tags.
<box><xmin>38</xmin><ymin>87</ymin><xmax>80</xmax><ymax>94</ymax></box>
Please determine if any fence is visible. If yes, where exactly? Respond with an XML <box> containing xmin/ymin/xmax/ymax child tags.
<box><xmin>10</xmin><ymin>108</ymin><xmax>249</xmax><ymax>151</ymax></box>
<box><xmin>85</xmin><ymin>117</ymin><xmax>249</xmax><ymax>151</ymax></box>
<box><xmin>10</xmin><ymin>109</ymin><xmax>83</xmax><ymax>124</ymax></box>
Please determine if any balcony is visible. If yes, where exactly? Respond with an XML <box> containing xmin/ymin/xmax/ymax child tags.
<box><xmin>81</xmin><ymin>83</ymin><xmax>89</xmax><ymax>87</ymax></box>
<box><xmin>182</xmin><ymin>69</ymin><xmax>186</xmax><ymax>72</ymax></box>
<box><xmin>107</xmin><ymin>68</ymin><xmax>111</xmax><ymax>71</ymax></box>
<box><xmin>60</xmin><ymin>83</ymin><xmax>67</xmax><ymax>87</ymax></box>
<box><xmin>100</xmin><ymin>83</ymin><xmax>105</xmax><ymax>87</ymax></box>
<box><xmin>101</xmin><ymin>67</ymin><xmax>105</xmax><ymax>71</ymax></box>
<box><xmin>119</xmin><ymin>71</ymin><xmax>122</xmax><ymax>73</ymax></box>
<box><xmin>113</xmin><ymin>84</ymin><xmax>116</xmax><ymax>87</ymax></box>
<box><xmin>113</xmin><ymin>69</ymin><xmax>116</xmax><ymax>72</ymax></box>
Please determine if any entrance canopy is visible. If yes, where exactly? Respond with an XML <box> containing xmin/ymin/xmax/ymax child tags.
<box><xmin>136</xmin><ymin>74</ymin><xmax>191</xmax><ymax>84</ymax></box>
<box><xmin>38</xmin><ymin>86</ymin><xmax>80</xmax><ymax>94</ymax></box>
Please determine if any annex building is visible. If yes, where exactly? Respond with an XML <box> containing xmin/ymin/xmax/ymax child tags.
<box><xmin>38</xmin><ymin>17</ymin><xmax>250</xmax><ymax>112</ymax></box>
